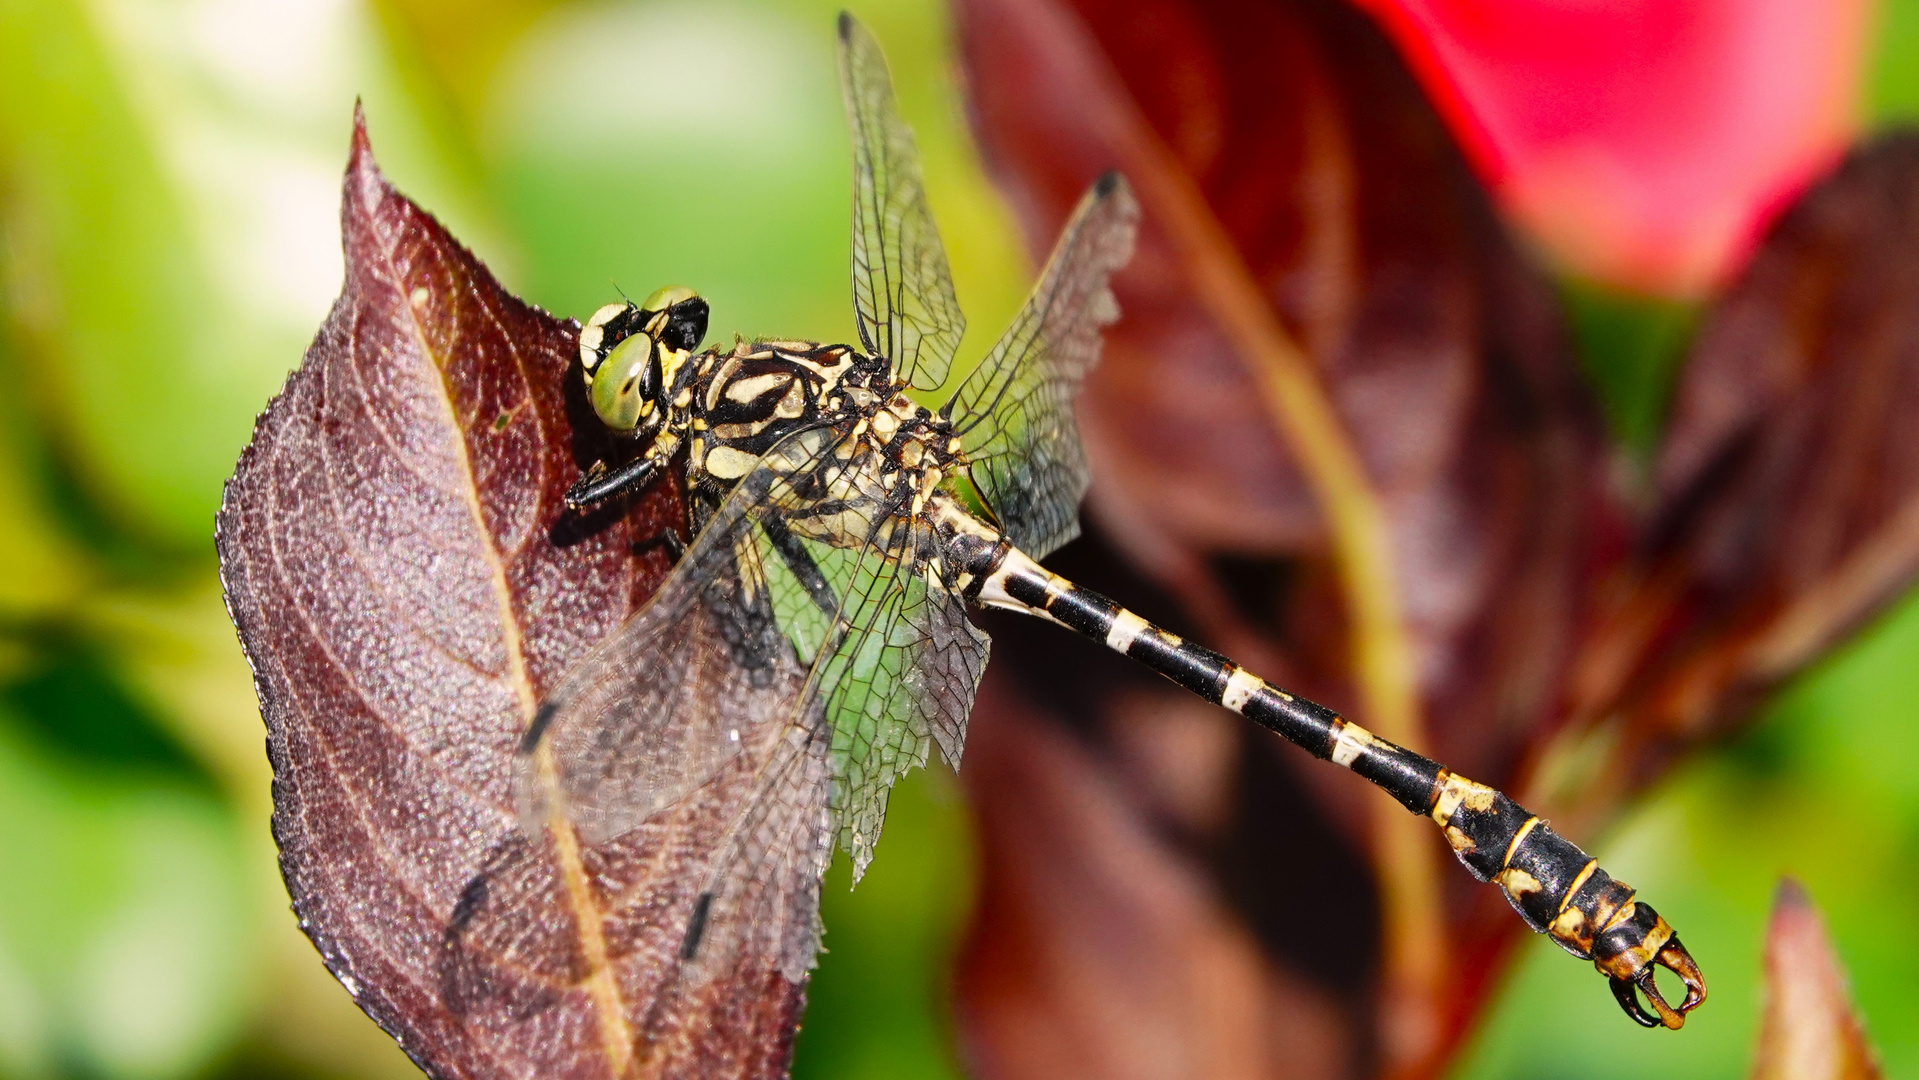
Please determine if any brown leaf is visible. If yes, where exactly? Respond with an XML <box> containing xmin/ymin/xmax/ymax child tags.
<box><xmin>1750</xmin><ymin>879</ymin><xmax>1882</xmax><ymax>1080</ymax></box>
<box><xmin>952</xmin><ymin>0</ymin><xmax>1616</xmax><ymax>1069</ymax></box>
<box><xmin>216</xmin><ymin>111</ymin><xmax>806</xmax><ymax>1080</ymax></box>
<box><xmin>1550</xmin><ymin>134</ymin><xmax>1919</xmax><ymax>829</ymax></box>
<box><xmin>956</xmin><ymin>678</ymin><xmax>1359</xmax><ymax>1080</ymax></box>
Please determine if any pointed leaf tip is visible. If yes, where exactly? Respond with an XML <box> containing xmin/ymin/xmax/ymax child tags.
<box><xmin>344</xmin><ymin>101</ymin><xmax>383</xmax><ymax>216</ymax></box>
<box><xmin>1751</xmin><ymin>877</ymin><xmax>1883</xmax><ymax>1080</ymax></box>
<box><xmin>1774</xmin><ymin>876</ymin><xmax>1811</xmax><ymax>914</ymax></box>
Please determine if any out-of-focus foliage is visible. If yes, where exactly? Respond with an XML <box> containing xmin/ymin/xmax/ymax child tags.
<box><xmin>0</xmin><ymin>1</ymin><xmax>1007</xmax><ymax>1077</ymax></box>
<box><xmin>2</xmin><ymin>3</ymin><xmax>1917</xmax><ymax>1080</ymax></box>
<box><xmin>1451</xmin><ymin>5</ymin><xmax>1919</xmax><ymax>1076</ymax></box>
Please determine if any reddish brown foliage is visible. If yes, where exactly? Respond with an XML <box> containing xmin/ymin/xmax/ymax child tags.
<box><xmin>1750</xmin><ymin>880</ymin><xmax>1883</xmax><ymax>1080</ymax></box>
<box><xmin>950</xmin><ymin>0</ymin><xmax>1919</xmax><ymax>1074</ymax></box>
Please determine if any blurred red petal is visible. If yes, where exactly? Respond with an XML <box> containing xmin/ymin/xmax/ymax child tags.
<box><xmin>1355</xmin><ymin>0</ymin><xmax>1870</xmax><ymax>295</ymax></box>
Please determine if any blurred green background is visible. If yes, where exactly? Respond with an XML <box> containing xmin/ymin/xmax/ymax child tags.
<box><xmin>0</xmin><ymin>1</ymin><xmax>1916</xmax><ymax>1079</ymax></box>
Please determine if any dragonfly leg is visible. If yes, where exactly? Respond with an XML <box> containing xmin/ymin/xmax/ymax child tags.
<box><xmin>566</xmin><ymin>454</ymin><xmax>664</xmax><ymax>509</ymax></box>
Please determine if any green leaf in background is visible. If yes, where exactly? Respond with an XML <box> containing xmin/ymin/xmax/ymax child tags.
<box><xmin>0</xmin><ymin>0</ymin><xmax>498</xmax><ymax>551</ymax></box>
<box><xmin>0</xmin><ymin>3</ymin><xmax>504</xmax><ymax>1080</ymax></box>
<box><xmin>0</xmin><ymin>711</ymin><xmax>249</xmax><ymax>1080</ymax></box>
<box><xmin>485</xmin><ymin>0</ymin><xmax>850</xmax><ymax>340</ymax></box>
<box><xmin>1561</xmin><ymin>277</ymin><xmax>1699</xmax><ymax>460</ymax></box>
<box><xmin>0</xmin><ymin>0</ymin><xmax>215</xmax><ymax>553</ymax></box>
<box><xmin>0</xmin><ymin>335</ymin><xmax>84</xmax><ymax>626</ymax></box>
<box><xmin>1871</xmin><ymin>0</ymin><xmax>1919</xmax><ymax>124</ymax></box>
<box><xmin>797</xmin><ymin>767</ymin><xmax>974</xmax><ymax>1080</ymax></box>
<box><xmin>476</xmin><ymin>0</ymin><xmax>1025</xmax><ymax>360</ymax></box>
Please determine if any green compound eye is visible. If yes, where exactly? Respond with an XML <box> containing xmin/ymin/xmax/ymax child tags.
<box><xmin>578</xmin><ymin>302</ymin><xmax>628</xmax><ymax>373</ymax></box>
<box><xmin>642</xmin><ymin>285</ymin><xmax>696</xmax><ymax>312</ymax></box>
<box><xmin>590</xmin><ymin>332</ymin><xmax>654</xmax><ymax>432</ymax></box>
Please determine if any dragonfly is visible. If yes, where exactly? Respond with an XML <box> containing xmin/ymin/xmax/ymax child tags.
<box><xmin>517</xmin><ymin>12</ymin><xmax>1706</xmax><ymax>1032</ymax></box>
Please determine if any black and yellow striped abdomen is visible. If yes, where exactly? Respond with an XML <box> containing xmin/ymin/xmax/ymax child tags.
<box><xmin>966</xmin><ymin>541</ymin><xmax>1706</xmax><ymax>1029</ymax></box>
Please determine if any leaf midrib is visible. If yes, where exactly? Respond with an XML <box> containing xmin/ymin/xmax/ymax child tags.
<box><xmin>386</xmin><ymin>219</ymin><xmax>636</xmax><ymax>1079</ymax></box>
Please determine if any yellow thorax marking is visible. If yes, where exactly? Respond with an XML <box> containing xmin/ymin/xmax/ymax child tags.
<box><xmin>725</xmin><ymin>371</ymin><xmax>794</xmax><ymax>404</ymax></box>
<box><xmin>659</xmin><ymin>345</ymin><xmax>692</xmax><ymax>396</ymax></box>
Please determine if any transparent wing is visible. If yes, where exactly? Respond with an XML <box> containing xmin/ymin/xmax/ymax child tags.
<box><xmin>674</xmin><ymin>714</ymin><xmax>837</xmax><ymax>987</ymax></box>
<box><xmin>506</xmin><ymin>429</ymin><xmax>990</xmax><ymax>1012</ymax></box>
<box><xmin>803</xmin><ymin>515</ymin><xmax>989</xmax><ymax>879</ymax></box>
<box><xmin>944</xmin><ymin>172</ymin><xmax>1139</xmax><ymax>561</ymax></box>
<box><xmin>452</xmin><ymin>701</ymin><xmax>832</xmax><ymax>1047</ymax></box>
<box><xmin>838</xmin><ymin>12</ymin><xmax>965</xmax><ymax>392</ymax></box>
<box><xmin>518</xmin><ymin>423</ymin><xmax>992</xmax><ymax>984</ymax></box>
<box><xmin>515</xmin><ymin>426</ymin><xmax>845</xmax><ymax>845</ymax></box>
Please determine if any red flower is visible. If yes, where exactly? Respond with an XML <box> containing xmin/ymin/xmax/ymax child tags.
<box><xmin>1354</xmin><ymin>0</ymin><xmax>1871</xmax><ymax>295</ymax></box>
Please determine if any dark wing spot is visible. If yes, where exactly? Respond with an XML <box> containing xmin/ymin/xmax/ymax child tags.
<box><xmin>679</xmin><ymin>891</ymin><xmax>715</xmax><ymax>961</ymax></box>
<box><xmin>519</xmin><ymin>701</ymin><xmax>559</xmax><ymax>755</ymax></box>
<box><xmin>449</xmin><ymin>873</ymin><xmax>490</xmax><ymax>931</ymax></box>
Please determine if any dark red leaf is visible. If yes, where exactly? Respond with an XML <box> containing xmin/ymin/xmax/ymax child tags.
<box><xmin>956</xmin><ymin>682</ymin><xmax>1361</xmax><ymax>1079</ymax></box>
<box><xmin>952</xmin><ymin>0</ymin><xmax>1618</xmax><ymax>1069</ymax></box>
<box><xmin>1548</xmin><ymin>135</ymin><xmax>1919</xmax><ymax>830</ymax></box>
<box><xmin>1750</xmin><ymin>879</ymin><xmax>1883</xmax><ymax>1080</ymax></box>
<box><xmin>216</xmin><ymin>112</ymin><xmax>804</xmax><ymax>1080</ymax></box>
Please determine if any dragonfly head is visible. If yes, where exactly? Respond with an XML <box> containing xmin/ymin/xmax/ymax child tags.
<box><xmin>577</xmin><ymin>286</ymin><xmax>710</xmax><ymax>437</ymax></box>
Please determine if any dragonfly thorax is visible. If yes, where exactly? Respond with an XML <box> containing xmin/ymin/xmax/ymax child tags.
<box><xmin>574</xmin><ymin>291</ymin><xmax>982</xmax><ymax>557</ymax></box>
<box><xmin>664</xmin><ymin>339</ymin><xmax>974</xmax><ymax>549</ymax></box>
